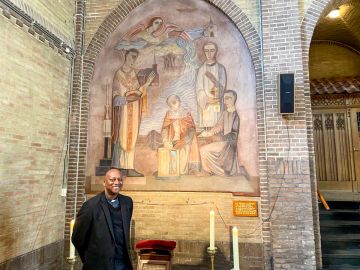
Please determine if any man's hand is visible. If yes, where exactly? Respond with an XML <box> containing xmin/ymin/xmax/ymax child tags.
<box><xmin>125</xmin><ymin>90</ymin><xmax>142</xmax><ymax>102</ymax></box>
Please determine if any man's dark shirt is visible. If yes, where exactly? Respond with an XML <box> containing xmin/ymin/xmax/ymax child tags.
<box><xmin>108</xmin><ymin>201</ymin><xmax>126</xmax><ymax>260</ymax></box>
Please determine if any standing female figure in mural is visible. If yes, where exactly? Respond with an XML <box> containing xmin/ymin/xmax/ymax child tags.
<box><xmin>111</xmin><ymin>48</ymin><xmax>155</xmax><ymax>177</ymax></box>
<box><xmin>198</xmin><ymin>90</ymin><xmax>240</xmax><ymax>176</ymax></box>
<box><xmin>161</xmin><ymin>95</ymin><xmax>200</xmax><ymax>174</ymax></box>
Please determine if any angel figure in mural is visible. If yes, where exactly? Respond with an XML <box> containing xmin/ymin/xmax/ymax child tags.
<box><xmin>198</xmin><ymin>90</ymin><xmax>241</xmax><ymax>177</ymax></box>
<box><xmin>196</xmin><ymin>41</ymin><xmax>227</xmax><ymax>129</ymax></box>
<box><xmin>116</xmin><ymin>16</ymin><xmax>216</xmax><ymax>69</ymax></box>
<box><xmin>111</xmin><ymin>48</ymin><xmax>155</xmax><ymax>177</ymax></box>
<box><xmin>161</xmin><ymin>95</ymin><xmax>201</xmax><ymax>174</ymax></box>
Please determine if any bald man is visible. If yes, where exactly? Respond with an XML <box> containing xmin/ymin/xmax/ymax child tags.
<box><xmin>72</xmin><ymin>168</ymin><xmax>133</xmax><ymax>270</ymax></box>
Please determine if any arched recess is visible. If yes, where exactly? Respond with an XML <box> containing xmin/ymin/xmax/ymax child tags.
<box><xmin>300</xmin><ymin>0</ymin><xmax>350</xmax><ymax>267</ymax></box>
<box><xmin>67</xmin><ymin>0</ymin><xmax>270</xmax><ymax>265</ymax></box>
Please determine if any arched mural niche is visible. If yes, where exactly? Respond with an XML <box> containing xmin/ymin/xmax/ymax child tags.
<box><xmin>86</xmin><ymin>0</ymin><xmax>260</xmax><ymax>194</ymax></box>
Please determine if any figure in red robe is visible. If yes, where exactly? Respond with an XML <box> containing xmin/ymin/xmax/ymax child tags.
<box><xmin>161</xmin><ymin>95</ymin><xmax>200</xmax><ymax>174</ymax></box>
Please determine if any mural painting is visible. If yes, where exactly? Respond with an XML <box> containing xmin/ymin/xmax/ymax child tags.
<box><xmin>86</xmin><ymin>0</ymin><xmax>259</xmax><ymax>194</ymax></box>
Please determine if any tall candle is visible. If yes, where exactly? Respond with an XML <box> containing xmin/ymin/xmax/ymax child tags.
<box><xmin>209</xmin><ymin>210</ymin><xmax>215</xmax><ymax>250</ymax></box>
<box><xmin>69</xmin><ymin>219</ymin><xmax>75</xmax><ymax>258</ymax></box>
<box><xmin>232</xmin><ymin>226</ymin><xmax>240</xmax><ymax>270</ymax></box>
<box><xmin>106</xmin><ymin>81</ymin><xmax>109</xmax><ymax>104</ymax></box>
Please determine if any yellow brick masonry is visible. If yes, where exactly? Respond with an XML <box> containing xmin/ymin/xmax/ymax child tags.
<box><xmin>0</xmin><ymin>13</ymin><xmax>71</xmax><ymax>263</ymax></box>
<box><xmin>11</xmin><ymin>0</ymin><xmax>75</xmax><ymax>44</ymax></box>
<box><xmin>123</xmin><ymin>191</ymin><xmax>262</xmax><ymax>242</ymax></box>
<box><xmin>84</xmin><ymin>0</ymin><xmax>261</xmax><ymax>48</ymax></box>
<box><xmin>119</xmin><ymin>191</ymin><xmax>262</xmax><ymax>266</ymax></box>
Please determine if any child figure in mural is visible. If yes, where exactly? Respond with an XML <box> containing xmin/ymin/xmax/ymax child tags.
<box><xmin>111</xmin><ymin>48</ymin><xmax>155</xmax><ymax>177</ymax></box>
<box><xmin>161</xmin><ymin>95</ymin><xmax>201</xmax><ymax>174</ymax></box>
<box><xmin>198</xmin><ymin>90</ymin><xmax>241</xmax><ymax>177</ymax></box>
<box><xmin>196</xmin><ymin>41</ymin><xmax>227</xmax><ymax>129</ymax></box>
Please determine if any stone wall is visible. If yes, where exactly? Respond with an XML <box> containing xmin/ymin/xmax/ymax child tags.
<box><xmin>0</xmin><ymin>0</ymin><xmax>74</xmax><ymax>268</ymax></box>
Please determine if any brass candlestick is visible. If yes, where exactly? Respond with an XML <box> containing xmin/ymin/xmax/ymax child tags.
<box><xmin>66</xmin><ymin>256</ymin><xmax>77</xmax><ymax>270</ymax></box>
<box><xmin>207</xmin><ymin>247</ymin><xmax>218</xmax><ymax>270</ymax></box>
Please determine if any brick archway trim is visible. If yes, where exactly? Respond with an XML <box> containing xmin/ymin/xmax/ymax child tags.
<box><xmin>300</xmin><ymin>0</ymin><xmax>345</xmax><ymax>268</ymax></box>
<box><xmin>66</xmin><ymin>0</ymin><xmax>270</xmax><ymax>265</ymax></box>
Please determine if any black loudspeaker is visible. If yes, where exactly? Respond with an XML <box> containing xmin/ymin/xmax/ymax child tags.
<box><xmin>278</xmin><ymin>73</ymin><xmax>295</xmax><ymax>114</ymax></box>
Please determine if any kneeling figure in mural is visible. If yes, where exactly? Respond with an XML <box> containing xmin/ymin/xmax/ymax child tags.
<box><xmin>198</xmin><ymin>90</ymin><xmax>241</xmax><ymax>176</ymax></box>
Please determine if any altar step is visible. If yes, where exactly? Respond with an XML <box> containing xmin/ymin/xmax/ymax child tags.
<box><xmin>320</xmin><ymin>201</ymin><xmax>360</xmax><ymax>269</ymax></box>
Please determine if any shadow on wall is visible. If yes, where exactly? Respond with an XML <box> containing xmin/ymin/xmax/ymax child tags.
<box><xmin>0</xmin><ymin>206</ymin><xmax>17</xmax><ymax>266</ymax></box>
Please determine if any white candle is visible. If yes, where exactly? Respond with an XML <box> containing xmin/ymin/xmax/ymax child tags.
<box><xmin>209</xmin><ymin>210</ymin><xmax>215</xmax><ymax>250</ymax></box>
<box><xmin>106</xmin><ymin>82</ymin><xmax>109</xmax><ymax>104</ymax></box>
<box><xmin>69</xmin><ymin>219</ymin><xmax>75</xmax><ymax>258</ymax></box>
<box><xmin>232</xmin><ymin>226</ymin><xmax>240</xmax><ymax>270</ymax></box>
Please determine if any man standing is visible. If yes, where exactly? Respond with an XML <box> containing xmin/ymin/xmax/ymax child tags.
<box><xmin>72</xmin><ymin>168</ymin><xmax>133</xmax><ymax>270</ymax></box>
<box><xmin>196</xmin><ymin>42</ymin><xmax>227</xmax><ymax>129</ymax></box>
<box><xmin>111</xmin><ymin>48</ymin><xmax>155</xmax><ymax>177</ymax></box>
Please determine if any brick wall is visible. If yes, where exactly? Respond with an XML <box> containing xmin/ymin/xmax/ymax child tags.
<box><xmin>84</xmin><ymin>0</ymin><xmax>120</xmax><ymax>47</ymax></box>
<box><xmin>125</xmin><ymin>191</ymin><xmax>263</xmax><ymax>269</ymax></box>
<box><xmin>310</xmin><ymin>42</ymin><xmax>360</xmax><ymax>79</ymax></box>
<box><xmin>65</xmin><ymin>0</ymin><xmax>341</xmax><ymax>269</ymax></box>
<box><xmin>0</xmin><ymin>0</ymin><xmax>73</xmax><ymax>268</ymax></box>
<box><xmin>261</xmin><ymin>0</ymin><xmax>317</xmax><ymax>268</ymax></box>
<box><xmin>9</xmin><ymin>0</ymin><xmax>74</xmax><ymax>45</ymax></box>
<box><xmin>83</xmin><ymin>0</ymin><xmax>262</xmax><ymax>48</ymax></box>
<box><xmin>66</xmin><ymin>0</ymin><xmax>268</xmax><ymax>269</ymax></box>
<box><xmin>301</xmin><ymin>0</ymin><xmax>344</xmax><ymax>268</ymax></box>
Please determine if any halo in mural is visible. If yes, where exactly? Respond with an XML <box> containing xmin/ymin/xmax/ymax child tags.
<box><xmin>87</xmin><ymin>0</ymin><xmax>259</xmax><ymax>194</ymax></box>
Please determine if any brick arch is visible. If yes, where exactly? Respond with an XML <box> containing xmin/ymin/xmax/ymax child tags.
<box><xmin>65</xmin><ymin>0</ymin><xmax>271</xmax><ymax>266</ymax></box>
<box><xmin>82</xmin><ymin>1</ymin><xmax>266</xmax><ymax>193</ymax></box>
<box><xmin>300</xmin><ymin>0</ymin><xmax>346</xmax><ymax>267</ymax></box>
<box><xmin>69</xmin><ymin>0</ymin><xmax>269</xmax><ymax>263</ymax></box>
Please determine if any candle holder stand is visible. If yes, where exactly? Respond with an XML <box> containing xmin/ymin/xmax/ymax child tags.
<box><xmin>207</xmin><ymin>247</ymin><xmax>218</xmax><ymax>270</ymax></box>
<box><xmin>66</xmin><ymin>256</ymin><xmax>77</xmax><ymax>270</ymax></box>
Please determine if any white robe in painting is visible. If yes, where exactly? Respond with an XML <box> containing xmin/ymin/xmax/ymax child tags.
<box><xmin>196</xmin><ymin>62</ymin><xmax>227</xmax><ymax>128</ymax></box>
<box><xmin>111</xmin><ymin>68</ymin><xmax>146</xmax><ymax>169</ymax></box>
<box><xmin>200</xmin><ymin>109</ymin><xmax>240</xmax><ymax>176</ymax></box>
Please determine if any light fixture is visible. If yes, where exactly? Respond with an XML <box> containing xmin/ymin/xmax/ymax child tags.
<box><xmin>328</xmin><ymin>8</ymin><xmax>340</xmax><ymax>19</ymax></box>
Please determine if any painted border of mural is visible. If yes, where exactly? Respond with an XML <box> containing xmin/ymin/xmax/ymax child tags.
<box><xmin>86</xmin><ymin>0</ymin><xmax>260</xmax><ymax>194</ymax></box>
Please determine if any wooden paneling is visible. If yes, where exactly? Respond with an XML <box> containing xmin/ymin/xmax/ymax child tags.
<box><xmin>313</xmin><ymin>110</ymin><xmax>353</xmax><ymax>190</ymax></box>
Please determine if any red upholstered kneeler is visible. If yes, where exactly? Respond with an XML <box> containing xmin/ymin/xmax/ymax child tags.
<box><xmin>135</xmin><ymin>240</ymin><xmax>176</xmax><ymax>270</ymax></box>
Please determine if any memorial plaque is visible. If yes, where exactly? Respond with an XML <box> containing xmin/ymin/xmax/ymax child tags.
<box><xmin>233</xmin><ymin>201</ymin><xmax>258</xmax><ymax>217</ymax></box>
